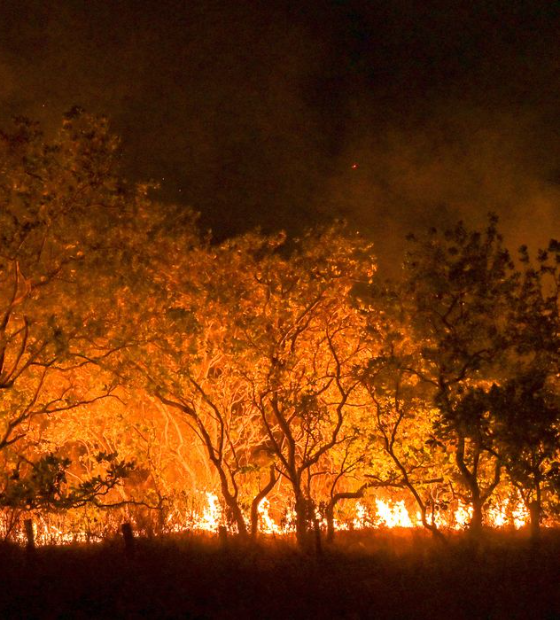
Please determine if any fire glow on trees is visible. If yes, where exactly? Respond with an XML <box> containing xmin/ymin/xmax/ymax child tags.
<box><xmin>0</xmin><ymin>491</ymin><xmax>532</xmax><ymax>547</ymax></box>
<box><xmin>0</xmin><ymin>112</ymin><xmax>558</xmax><ymax>548</ymax></box>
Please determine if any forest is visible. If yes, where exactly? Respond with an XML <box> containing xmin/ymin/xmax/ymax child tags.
<box><xmin>1</xmin><ymin>109</ymin><xmax>559</xmax><ymax>551</ymax></box>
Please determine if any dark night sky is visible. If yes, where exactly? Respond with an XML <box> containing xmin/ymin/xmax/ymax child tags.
<box><xmin>1</xmin><ymin>0</ymin><xmax>559</xmax><ymax>271</ymax></box>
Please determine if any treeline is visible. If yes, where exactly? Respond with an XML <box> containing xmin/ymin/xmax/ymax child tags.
<box><xmin>0</xmin><ymin>111</ymin><xmax>558</xmax><ymax>546</ymax></box>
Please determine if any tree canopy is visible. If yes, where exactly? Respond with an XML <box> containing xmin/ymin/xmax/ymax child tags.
<box><xmin>0</xmin><ymin>111</ymin><xmax>558</xmax><ymax>546</ymax></box>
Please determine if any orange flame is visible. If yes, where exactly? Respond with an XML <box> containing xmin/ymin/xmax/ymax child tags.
<box><xmin>1</xmin><ymin>491</ymin><xmax>533</xmax><ymax>546</ymax></box>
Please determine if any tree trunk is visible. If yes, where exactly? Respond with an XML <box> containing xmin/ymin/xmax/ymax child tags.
<box><xmin>311</xmin><ymin>512</ymin><xmax>323</xmax><ymax>556</ymax></box>
<box><xmin>250</xmin><ymin>466</ymin><xmax>277</xmax><ymax>539</ymax></box>
<box><xmin>528</xmin><ymin>500</ymin><xmax>541</xmax><ymax>544</ymax></box>
<box><xmin>417</xmin><ymin>507</ymin><xmax>447</xmax><ymax>544</ymax></box>
<box><xmin>226</xmin><ymin>495</ymin><xmax>248</xmax><ymax>538</ymax></box>
<box><xmin>325</xmin><ymin>485</ymin><xmax>371</xmax><ymax>544</ymax></box>
<box><xmin>469</xmin><ymin>496</ymin><xmax>483</xmax><ymax>536</ymax></box>
<box><xmin>455</xmin><ymin>436</ymin><xmax>484</xmax><ymax>536</ymax></box>
<box><xmin>294</xmin><ymin>494</ymin><xmax>310</xmax><ymax>549</ymax></box>
<box><xmin>217</xmin><ymin>474</ymin><xmax>248</xmax><ymax>538</ymax></box>
<box><xmin>326</xmin><ymin>502</ymin><xmax>335</xmax><ymax>544</ymax></box>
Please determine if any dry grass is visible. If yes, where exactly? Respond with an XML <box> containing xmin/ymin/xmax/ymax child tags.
<box><xmin>0</xmin><ymin>529</ymin><xmax>558</xmax><ymax>619</ymax></box>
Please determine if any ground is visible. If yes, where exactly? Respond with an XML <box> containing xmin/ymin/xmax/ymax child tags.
<box><xmin>0</xmin><ymin>530</ymin><xmax>558</xmax><ymax>619</ymax></box>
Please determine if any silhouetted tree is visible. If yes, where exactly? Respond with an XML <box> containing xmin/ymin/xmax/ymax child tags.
<box><xmin>399</xmin><ymin>216</ymin><xmax>517</xmax><ymax>534</ymax></box>
<box><xmin>490</xmin><ymin>240</ymin><xmax>560</xmax><ymax>540</ymax></box>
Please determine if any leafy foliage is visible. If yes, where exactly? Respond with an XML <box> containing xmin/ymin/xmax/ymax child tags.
<box><xmin>1</xmin><ymin>111</ymin><xmax>559</xmax><ymax>544</ymax></box>
<box><xmin>0</xmin><ymin>452</ymin><xmax>133</xmax><ymax>510</ymax></box>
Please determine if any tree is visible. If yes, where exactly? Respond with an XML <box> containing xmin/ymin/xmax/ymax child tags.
<box><xmin>0</xmin><ymin>109</ymin><xmax>145</xmax><ymax>522</ymax></box>
<box><xmin>0</xmin><ymin>451</ymin><xmax>132</xmax><ymax>512</ymax></box>
<box><xmin>399</xmin><ymin>217</ymin><xmax>517</xmax><ymax>534</ymax></box>
<box><xmin>321</xmin><ymin>425</ymin><xmax>372</xmax><ymax>544</ymax></box>
<box><xmin>360</xmin><ymin>359</ymin><xmax>451</xmax><ymax>541</ymax></box>
<box><xmin>353</xmin><ymin>277</ymin><xmax>453</xmax><ymax>540</ymax></box>
<box><xmin>490</xmin><ymin>240</ymin><xmax>560</xmax><ymax>541</ymax></box>
<box><xmin>236</xmin><ymin>226</ymin><xmax>374</xmax><ymax>547</ymax></box>
<box><xmin>126</xmin><ymin>233</ymin><xmax>283</xmax><ymax>538</ymax></box>
<box><xmin>489</xmin><ymin>373</ymin><xmax>559</xmax><ymax>541</ymax></box>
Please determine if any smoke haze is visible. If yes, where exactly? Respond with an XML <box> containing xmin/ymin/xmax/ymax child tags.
<box><xmin>1</xmin><ymin>0</ymin><xmax>558</xmax><ymax>271</ymax></box>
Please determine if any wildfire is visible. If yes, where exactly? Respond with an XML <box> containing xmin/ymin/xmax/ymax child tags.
<box><xmin>454</xmin><ymin>503</ymin><xmax>473</xmax><ymax>529</ymax></box>
<box><xmin>353</xmin><ymin>501</ymin><xmax>369</xmax><ymax>529</ymax></box>
<box><xmin>194</xmin><ymin>492</ymin><xmax>224</xmax><ymax>532</ymax></box>
<box><xmin>375</xmin><ymin>499</ymin><xmax>415</xmax><ymax>528</ymax></box>
<box><xmin>257</xmin><ymin>498</ymin><xmax>283</xmax><ymax>535</ymax></box>
<box><xmin>1</xmin><ymin>491</ymin><xmax>534</xmax><ymax>547</ymax></box>
<box><xmin>485</xmin><ymin>499</ymin><xmax>530</xmax><ymax>530</ymax></box>
<box><xmin>185</xmin><ymin>494</ymin><xmax>530</xmax><ymax>536</ymax></box>
<box><xmin>186</xmin><ymin>494</ymin><xmax>530</xmax><ymax>534</ymax></box>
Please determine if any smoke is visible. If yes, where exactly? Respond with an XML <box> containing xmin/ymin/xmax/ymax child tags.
<box><xmin>0</xmin><ymin>0</ymin><xmax>558</xmax><ymax>273</ymax></box>
<box><xmin>323</xmin><ymin>103</ymin><xmax>560</xmax><ymax>271</ymax></box>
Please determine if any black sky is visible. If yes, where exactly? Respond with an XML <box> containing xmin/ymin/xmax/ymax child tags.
<box><xmin>1</xmin><ymin>0</ymin><xmax>558</xmax><ymax>270</ymax></box>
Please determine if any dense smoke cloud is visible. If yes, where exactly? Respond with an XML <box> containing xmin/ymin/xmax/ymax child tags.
<box><xmin>0</xmin><ymin>0</ymin><xmax>558</xmax><ymax>272</ymax></box>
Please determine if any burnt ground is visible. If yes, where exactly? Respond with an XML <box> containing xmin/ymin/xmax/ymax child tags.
<box><xmin>0</xmin><ymin>529</ymin><xmax>558</xmax><ymax>619</ymax></box>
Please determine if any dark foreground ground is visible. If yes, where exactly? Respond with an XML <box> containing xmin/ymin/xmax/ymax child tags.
<box><xmin>0</xmin><ymin>530</ymin><xmax>559</xmax><ymax>619</ymax></box>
